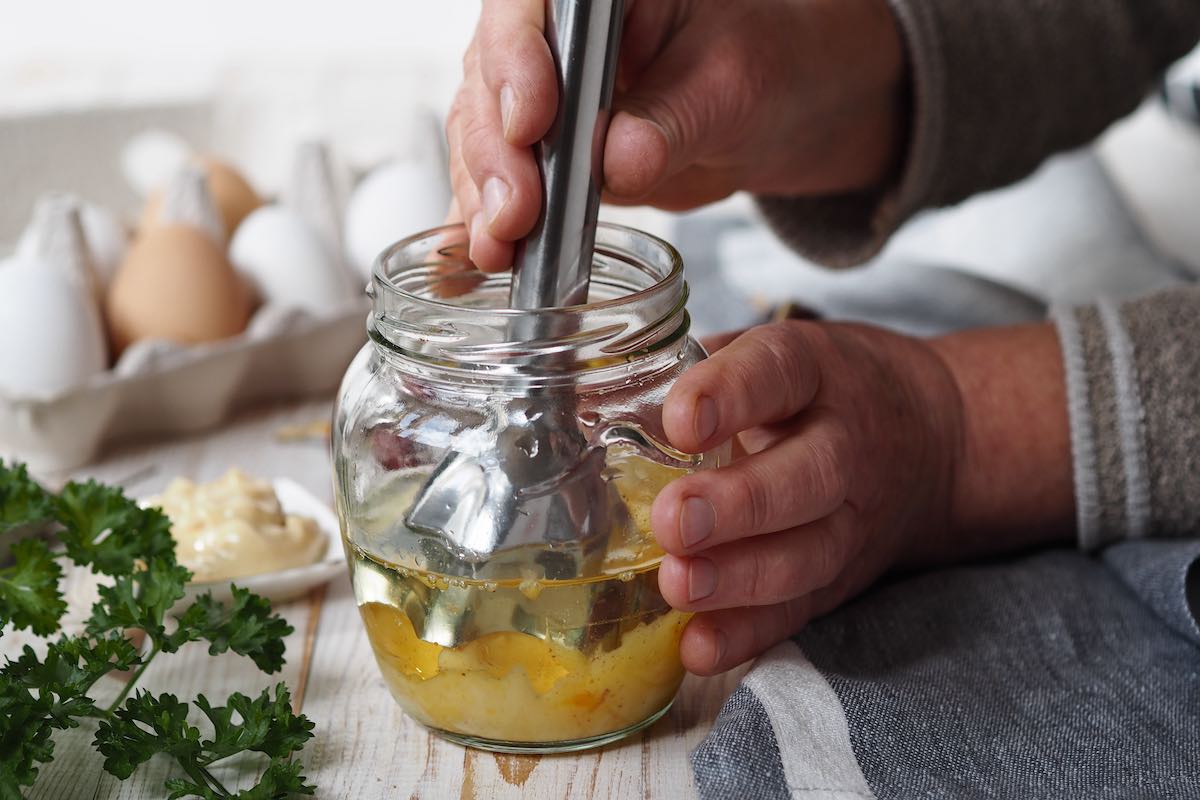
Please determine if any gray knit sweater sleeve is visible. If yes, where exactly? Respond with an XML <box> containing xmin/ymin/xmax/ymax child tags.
<box><xmin>757</xmin><ymin>0</ymin><xmax>1200</xmax><ymax>267</ymax></box>
<box><xmin>1053</xmin><ymin>288</ymin><xmax>1200</xmax><ymax>549</ymax></box>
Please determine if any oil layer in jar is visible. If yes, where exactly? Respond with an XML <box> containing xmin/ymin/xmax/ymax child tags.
<box><xmin>348</xmin><ymin>544</ymin><xmax>688</xmax><ymax>744</ymax></box>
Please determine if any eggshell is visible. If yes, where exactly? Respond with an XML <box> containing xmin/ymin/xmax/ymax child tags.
<box><xmin>344</xmin><ymin>159</ymin><xmax>451</xmax><ymax>280</ymax></box>
<box><xmin>121</xmin><ymin>128</ymin><xmax>193</xmax><ymax>197</ymax></box>
<box><xmin>229</xmin><ymin>206</ymin><xmax>356</xmax><ymax>314</ymax></box>
<box><xmin>77</xmin><ymin>203</ymin><xmax>130</xmax><ymax>290</ymax></box>
<box><xmin>142</xmin><ymin>158</ymin><xmax>263</xmax><ymax>239</ymax></box>
<box><xmin>106</xmin><ymin>224</ymin><xmax>253</xmax><ymax>352</ymax></box>
<box><xmin>0</xmin><ymin>257</ymin><xmax>108</xmax><ymax>397</ymax></box>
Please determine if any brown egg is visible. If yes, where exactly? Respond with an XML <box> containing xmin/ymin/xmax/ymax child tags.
<box><xmin>106</xmin><ymin>224</ymin><xmax>253</xmax><ymax>353</ymax></box>
<box><xmin>141</xmin><ymin>157</ymin><xmax>263</xmax><ymax>238</ymax></box>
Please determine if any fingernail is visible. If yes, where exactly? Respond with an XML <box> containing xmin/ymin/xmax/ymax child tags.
<box><xmin>468</xmin><ymin>212</ymin><xmax>485</xmax><ymax>258</ymax></box>
<box><xmin>710</xmin><ymin>628</ymin><xmax>728</xmax><ymax>668</ymax></box>
<box><xmin>679</xmin><ymin>496</ymin><xmax>715</xmax><ymax>549</ymax></box>
<box><xmin>500</xmin><ymin>84</ymin><xmax>516</xmax><ymax>139</ymax></box>
<box><xmin>482</xmin><ymin>176</ymin><xmax>511</xmax><ymax>227</ymax></box>
<box><xmin>694</xmin><ymin>395</ymin><xmax>718</xmax><ymax>444</ymax></box>
<box><xmin>688</xmin><ymin>558</ymin><xmax>717</xmax><ymax>602</ymax></box>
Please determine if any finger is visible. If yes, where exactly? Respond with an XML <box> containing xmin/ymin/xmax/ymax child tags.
<box><xmin>663</xmin><ymin>321</ymin><xmax>824</xmax><ymax>453</ymax></box>
<box><xmin>698</xmin><ymin>329</ymin><xmax>744</xmax><ymax>356</ymax></box>
<box><xmin>458</xmin><ymin>77</ymin><xmax>543</xmax><ymax>250</ymax></box>
<box><xmin>478</xmin><ymin>0</ymin><xmax>556</xmax><ymax>147</ymax></box>
<box><xmin>603</xmin><ymin>162</ymin><xmax>739</xmax><ymax>210</ymax></box>
<box><xmin>658</xmin><ymin>505</ymin><xmax>862</xmax><ymax>613</ymax></box>
<box><xmin>448</xmin><ymin>136</ymin><xmax>512</xmax><ymax>274</ymax></box>
<box><xmin>426</xmin><ymin>213</ymin><xmax>484</xmax><ymax>300</ymax></box>
<box><xmin>604</xmin><ymin>28</ymin><xmax>750</xmax><ymax>200</ymax></box>
<box><xmin>678</xmin><ymin>586</ymin><xmax>848</xmax><ymax>676</ymax></box>
<box><xmin>652</xmin><ymin>408</ymin><xmax>851</xmax><ymax>554</ymax></box>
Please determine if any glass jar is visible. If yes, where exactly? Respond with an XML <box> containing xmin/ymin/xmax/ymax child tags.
<box><xmin>332</xmin><ymin>222</ymin><xmax>726</xmax><ymax>753</ymax></box>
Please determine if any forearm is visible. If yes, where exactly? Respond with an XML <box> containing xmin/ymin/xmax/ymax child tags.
<box><xmin>929</xmin><ymin>323</ymin><xmax>1075</xmax><ymax>559</ymax></box>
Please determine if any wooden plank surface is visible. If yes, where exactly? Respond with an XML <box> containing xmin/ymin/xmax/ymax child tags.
<box><xmin>5</xmin><ymin>399</ymin><xmax>742</xmax><ymax>798</ymax></box>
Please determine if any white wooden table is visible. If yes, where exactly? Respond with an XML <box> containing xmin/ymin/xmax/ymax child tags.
<box><xmin>7</xmin><ymin>399</ymin><xmax>744</xmax><ymax>799</ymax></box>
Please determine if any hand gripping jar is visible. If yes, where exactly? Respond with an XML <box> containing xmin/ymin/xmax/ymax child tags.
<box><xmin>332</xmin><ymin>222</ymin><xmax>726</xmax><ymax>753</ymax></box>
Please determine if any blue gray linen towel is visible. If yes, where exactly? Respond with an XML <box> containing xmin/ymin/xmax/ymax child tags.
<box><xmin>694</xmin><ymin>542</ymin><xmax>1200</xmax><ymax>799</ymax></box>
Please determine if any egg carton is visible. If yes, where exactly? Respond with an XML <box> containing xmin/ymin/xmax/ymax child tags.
<box><xmin>0</xmin><ymin>104</ymin><xmax>452</xmax><ymax>474</ymax></box>
<box><xmin>0</xmin><ymin>299</ymin><xmax>369</xmax><ymax>473</ymax></box>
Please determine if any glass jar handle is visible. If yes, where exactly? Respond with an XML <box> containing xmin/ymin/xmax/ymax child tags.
<box><xmin>589</xmin><ymin>419</ymin><xmax>704</xmax><ymax>470</ymax></box>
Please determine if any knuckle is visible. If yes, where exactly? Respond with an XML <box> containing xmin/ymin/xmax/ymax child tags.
<box><xmin>748</xmin><ymin>545</ymin><xmax>778</xmax><ymax>604</ymax></box>
<box><xmin>458</xmin><ymin>115</ymin><xmax>495</xmax><ymax>171</ymax></box>
<box><xmin>461</xmin><ymin>31</ymin><xmax>482</xmax><ymax>76</ymax></box>
<box><xmin>757</xmin><ymin>323</ymin><xmax>818</xmax><ymax>408</ymax></box>
<box><xmin>707</xmin><ymin>38</ymin><xmax>767</xmax><ymax>131</ymax></box>
<box><xmin>732</xmin><ymin>465</ymin><xmax>774</xmax><ymax>535</ymax></box>
<box><xmin>804</xmin><ymin>434</ymin><xmax>849</xmax><ymax>509</ymax></box>
<box><xmin>780</xmin><ymin>596</ymin><xmax>810</xmax><ymax>636</ymax></box>
<box><xmin>809</xmin><ymin>524</ymin><xmax>848</xmax><ymax>589</ymax></box>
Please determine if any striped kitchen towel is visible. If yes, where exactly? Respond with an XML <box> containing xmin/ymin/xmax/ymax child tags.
<box><xmin>693</xmin><ymin>542</ymin><xmax>1200</xmax><ymax>800</ymax></box>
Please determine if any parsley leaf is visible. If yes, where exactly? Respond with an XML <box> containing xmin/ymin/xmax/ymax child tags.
<box><xmin>86</xmin><ymin>559</ymin><xmax>191</xmax><ymax>643</ymax></box>
<box><xmin>94</xmin><ymin>691</ymin><xmax>201</xmax><ymax>780</ymax></box>
<box><xmin>98</xmin><ymin>686</ymin><xmax>314</xmax><ymax>800</ymax></box>
<box><xmin>0</xmin><ymin>463</ymin><xmax>53</xmax><ymax>532</ymax></box>
<box><xmin>55</xmin><ymin>481</ymin><xmax>177</xmax><ymax>576</ymax></box>
<box><xmin>164</xmin><ymin>760</ymin><xmax>315</xmax><ymax>800</ymax></box>
<box><xmin>0</xmin><ymin>677</ymin><xmax>56</xmax><ymax>797</ymax></box>
<box><xmin>0</xmin><ymin>463</ymin><xmax>317</xmax><ymax>798</ymax></box>
<box><xmin>0</xmin><ymin>538</ymin><xmax>66</xmax><ymax>635</ymax></box>
<box><xmin>169</xmin><ymin>588</ymin><xmax>292</xmax><ymax>673</ymax></box>
<box><xmin>195</xmin><ymin>685</ymin><xmax>313</xmax><ymax>764</ymax></box>
<box><xmin>4</xmin><ymin>635</ymin><xmax>140</xmax><ymax>727</ymax></box>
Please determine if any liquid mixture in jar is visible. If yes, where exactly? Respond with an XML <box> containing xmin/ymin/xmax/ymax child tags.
<box><xmin>343</xmin><ymin>448</ymin><xmax>692</xmax><ymax>747</ymax></box>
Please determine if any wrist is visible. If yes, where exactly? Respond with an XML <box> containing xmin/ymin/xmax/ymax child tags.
<box><xmin>927</xmin><ymin>324</ymin><xmax>1075</xmax><ymax>557</ymax></box>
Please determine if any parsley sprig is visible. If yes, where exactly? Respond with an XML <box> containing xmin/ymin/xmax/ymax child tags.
<box><xmin>0</xmin><ymin>462</ymin><xmax>316</xmax><ymax>799</ymax></box>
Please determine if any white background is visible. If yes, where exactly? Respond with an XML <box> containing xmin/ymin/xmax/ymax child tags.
<box><xmin>0</xmin><ymin>0</ymin><xmax>478</xmax><ymax>114</ymax></box>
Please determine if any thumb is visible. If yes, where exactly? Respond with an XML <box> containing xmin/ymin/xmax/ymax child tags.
<box><xmin>602</xmin><ymin>36</ymin><xmax>735</xmax><ymax>200</ymax></box>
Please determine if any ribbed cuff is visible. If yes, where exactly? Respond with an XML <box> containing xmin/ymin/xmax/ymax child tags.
<box><xmin>752</xmin><ymin>0</ymin><xmax>943</xmax><ymax>268</ymax></box>
<box><xmin>1053</xmin><ymin>289</ymin><xmax>1200</xmax><ymax>550</ymax></box>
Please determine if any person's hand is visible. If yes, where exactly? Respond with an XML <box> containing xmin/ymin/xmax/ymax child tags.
<box><xmin>651</xmin><ymin>320</ymin><xmax>1075</xmax><ymax>675</ymax></box>
<box><xmin>652</xmin><ymin>321</ymin><xmax>959</xmax><ymax>675</ymax></box>
<box><xmin>448</xmin><ymin>0</ymin><xmax>908</xmax><ymax>270</ymax></box>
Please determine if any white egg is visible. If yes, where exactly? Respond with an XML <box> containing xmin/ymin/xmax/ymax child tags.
<box><xmin>121</xmin><ymin>128</ymin><xmax>193</xmax><ymax>197</ymax></box>
<box><xmin>344</xmin><ymin>159</ymin><xmax>451</xmax><ymax>280</ymax></box>
<box><xmin>229</xmin><ymin>206</ymin><xmax>357</xmax><ymax>314</ymax></box>
<box><xmin>0</xmin><ymin>257</ymin><xmax>108</xmax><ymax>397</ymax></box>
<box><xmin>78</xmin><ymin>203</ymin><xmax>130</xmax><ymax>289</ymax></box>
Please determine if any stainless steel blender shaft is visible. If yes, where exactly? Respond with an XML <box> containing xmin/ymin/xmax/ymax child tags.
<box><xmin>405</xmin><ymin>0</ymin><xmax>629</xmax><ymax>571</ymax></box>
<box><xmin>510</xmin><ymin>0</ymin><xmax>625</xmax><ymax>313</ymax></box>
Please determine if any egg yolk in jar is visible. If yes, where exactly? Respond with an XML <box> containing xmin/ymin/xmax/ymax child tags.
<box><xmin>345</xmin><ymin>444</ymin><xmax>696</xmax><ymax>745</ymax></box>
<box><xmin>349</xmin><ymin>547</ymin><xmax>689</xmax><ymax>744</ymax></box>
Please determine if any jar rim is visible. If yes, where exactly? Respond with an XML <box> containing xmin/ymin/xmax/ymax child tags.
<box><xmin>368</xmin><ymin>222</ymin><xmax>690</xmax><ymax>382</ymax></box>
<box><xmin>371</xmin><ymin>221</ymin><xmax>684</xmax><ymax>316</ymax></box>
